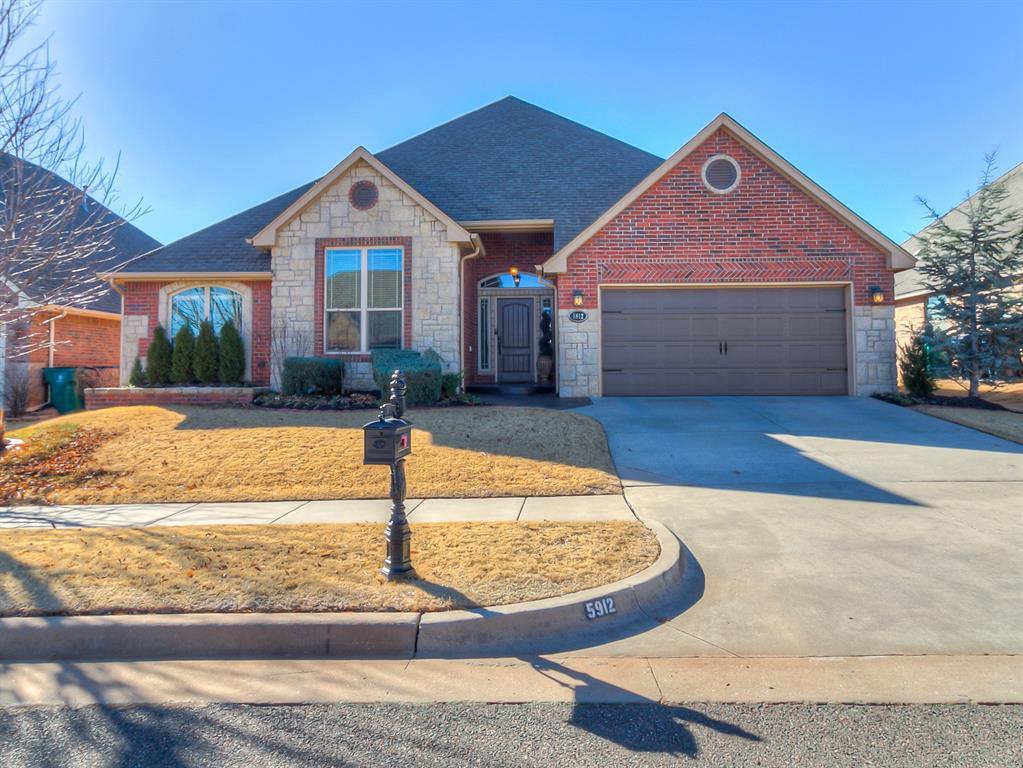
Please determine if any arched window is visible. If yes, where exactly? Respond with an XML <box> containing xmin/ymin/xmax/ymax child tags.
<box><xmin>170</xmin><ymin>286</ymin><xmax>243</xmax><ymax>338</ymax></box>
<box><xmin>478</xmin><ymin>272</ymin><xmax>553</xmax><ymax>289</ymax></box>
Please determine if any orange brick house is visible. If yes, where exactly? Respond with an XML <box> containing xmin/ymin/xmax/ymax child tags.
<box><xmin>105</xmin><ymin>98</ymin><xmax>913</xmax><ymax>398</ymax></box>
<box><xmin>1</xmin><ymin>154</ymin><xmax>161</xmax><ymax>410</ymax></box>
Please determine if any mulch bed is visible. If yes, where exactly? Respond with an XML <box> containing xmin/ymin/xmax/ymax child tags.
<box><xmin>873</xmin><ymin>392</ymin><xmax>1010</xmax><ymax>411</ymax></box>
<box><xmin>253</xmin><ymin>391</ymin><xmax>483</xmax><ymax>411</ymax></box>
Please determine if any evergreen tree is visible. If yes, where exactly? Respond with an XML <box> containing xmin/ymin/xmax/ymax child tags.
<box><xmin>914</xmin><ymin>154</ymin><xmax>1023</xmax><ymax>397</ymax></box>
<box><xmin>898</xmin><ymin>331</ymin><xmax>935</xmax><ymax>397</ymax></box>
<box><xmin>146</xmin><ymin>326</ymin><xmax>172</xmax><ymax>386</ymax></box>
<box><xmin>128</xmin><ymin>357</ymin><xmax>146</xmax><ymax>387</ymax></box>
<box><xmin>171</xmin><ymin>325</ymin><xmax>195</xmax><ymax>384</ymax></box>
<box><xmin>218</xmin><ymin>320</ymin><xmax>245</xmax><ymax>384</ymax></box>
<box><xmin>193</xmin><ymin>320</ymin><xmax>220</xmax><ymax>385</ymax></box>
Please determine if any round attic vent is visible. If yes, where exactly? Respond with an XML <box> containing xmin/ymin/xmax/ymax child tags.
<box><xmin>350</xmin><ymin>180</ymin><xmax>379</xmax><ymax>210</ymax></box>
<box><xmin>702</xmin><ymin>155</ymin><xmax>740</xmax><ymax>194</ymax></box>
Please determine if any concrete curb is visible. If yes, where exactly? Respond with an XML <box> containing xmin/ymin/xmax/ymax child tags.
<box><xmin>416</xmin><ymin>521</ymin><xmax>684</xmax><ymax>657</ymax></box>
<box><xmin>0</xmin><ymin>613</ymin><xmax>420</xmax><ymax>662</ymax></box>
<box><xmin>0</xmin><ymin>522</ymin><xmax>684</xmax><ymax>662</ymax></box>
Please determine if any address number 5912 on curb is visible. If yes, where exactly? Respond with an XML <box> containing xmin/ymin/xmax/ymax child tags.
<box><xmin>584</xmin><ymin>597</ymin><xmax>616</xmax><ymax>620</ymax></box>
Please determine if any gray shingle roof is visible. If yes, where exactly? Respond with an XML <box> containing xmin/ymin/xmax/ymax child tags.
<box><xmin>896</xmin><ymin>161</ymin><xmax>1023</xmax><ymax>298</ymax></box>
<box><xmin>1</xmin><ymin>153</ymin><xmax>161</xmax><ymax>313</ymax></box>
<box><xmin>116</xmin><ymin>97</ymin><xmax>664</xmax><ymax>275</ymax></box>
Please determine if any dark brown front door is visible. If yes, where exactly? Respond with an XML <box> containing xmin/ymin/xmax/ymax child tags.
<box><xmin>497</xmin><ymin>298</ymin><xmax>534</xmax><ymax>383</ymax></box>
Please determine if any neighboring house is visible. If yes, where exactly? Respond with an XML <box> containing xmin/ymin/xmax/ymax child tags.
<box><xmin>1</xmin><ymin>154</ymin><xmax>161</xmax><ymax>409</ymax></box>
<box><xmin>104</xmin><ymin>97</ymin><xmax>912</xmax><ymax>398</ymax></box>
<box><xmin>895</xmin><ymin>162</ymin><xmax>1023</xmax><ymax>351</ymax></box>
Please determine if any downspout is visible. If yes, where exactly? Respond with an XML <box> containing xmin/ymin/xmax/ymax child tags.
<box><xmin>458</xmin><ymin>234</ymin><xmax>484</xmax><ymax>392</ymax></box>
<box><xmin>40</xmin><ymin>310</ymin><xmax>67</xmax><ymax>406</ymax></box>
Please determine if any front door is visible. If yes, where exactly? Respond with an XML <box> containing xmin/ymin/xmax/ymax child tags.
<box><xmin>497</xmin><ymin>297</ymin><xmax>534</xmax><ymax>383</ymax></box>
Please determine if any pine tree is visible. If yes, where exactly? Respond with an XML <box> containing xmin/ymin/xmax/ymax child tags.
<box><xmin>128</xmin><ymin>357</ymin><xmax>146</xmax><ymax>387</ymax></box>
<box><xmin>914</xmin><ymin>154</ymin><xmax>1023</xmax><ymax>397</ymax></box>
<box><xmin>171</xmin><ymin>325</ymin><xmax>195</xmax><ymax>384</ymax></box>
<box><xmin>218</xmin><ymin>320</ymin><xmax>245</xmax><ymax>384</ymax></box>
<box><xmin>898</xmin><ymin>331</ymin><xmax>935</xmax><ymax>397</ymax></box>
<box><xmin>193</xmin><ymin>320</ymin><xmax>220</xmax><ymax>385</ymax></box>
<box><xmin>146</xmin><ymin>326</ymin><xmax>172</xmax><ymax>386</ymax></box>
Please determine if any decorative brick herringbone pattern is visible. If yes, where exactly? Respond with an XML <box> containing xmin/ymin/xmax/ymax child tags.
<box><xmin>557</xmin><ymin>128</ymin><xmax>893</xmax><ymax>309</ymax></box>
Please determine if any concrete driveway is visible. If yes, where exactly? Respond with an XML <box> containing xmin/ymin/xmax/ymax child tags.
<box><xmin>573</xmin><ymin>396</ymin><xmax>1023</xmax><ymax>658</ymax></box>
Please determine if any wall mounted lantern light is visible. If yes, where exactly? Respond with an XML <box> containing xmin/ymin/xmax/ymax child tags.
<box><xmin>573</xmin><ymin>290</ymin><xmax>584</xmax><ymax>307</ymax></box>
<box><xmin>509</xmin><ymin>266</ymin><xmax>521</xmax><ymax>287</ymax></box>
<box><xmin>869</xmin><ymin>285</ymin><xmax>885</xmax><ymax>304</ymax></box>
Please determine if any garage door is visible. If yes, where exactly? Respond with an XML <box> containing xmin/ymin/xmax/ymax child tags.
<box><xmin>601</xmin><ymin>287</ymin><xmax>848</xmax><ymax>396</ymax></box>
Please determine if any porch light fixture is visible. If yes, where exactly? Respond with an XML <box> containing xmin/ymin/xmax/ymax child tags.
<box><xmin>509</xmin><ymin>266</ymin><xmax>521</xmax><ymax>287</ymax></box>
<box><xmin>573</xmin><ymin>290</ymin><xmax>584</xmax><ymax>307</ymax></box>
<box><xmin>869</xmin><ymin>286</ymin><xmax>885</xmax><ymax>304</ymax></box>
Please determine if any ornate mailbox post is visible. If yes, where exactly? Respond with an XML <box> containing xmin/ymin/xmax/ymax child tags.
<box><xmin>363</xmin><ymin>370</ymin><xmax>415</xmax><ymax>579</ymax></box>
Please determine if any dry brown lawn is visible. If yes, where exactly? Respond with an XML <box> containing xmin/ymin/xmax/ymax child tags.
<box><xmin>912</xmin><ymin>406</ymin><xmax>1023</xmax><ymax>444</ymax></box>
<box><xmin>3</xmin><ymin>406</ymin><xmax>620</xmax><ymax>504</ymax></box>
<box><xmin>0</xmin><ymin>521</ymin><xmax>658</xmax><ymax>616</ymax></box>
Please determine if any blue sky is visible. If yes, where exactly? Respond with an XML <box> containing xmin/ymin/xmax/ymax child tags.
<box><xmin>34</xmin><ymin>0</ymin><xmax>1023</xmax><ymax>246</ymax></box>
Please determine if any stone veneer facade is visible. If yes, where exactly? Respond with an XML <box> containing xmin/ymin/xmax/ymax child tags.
<box><xmin>270</xmin><ymin>160</ymin><xmax>462</xmax><ymax>389</ymax></box>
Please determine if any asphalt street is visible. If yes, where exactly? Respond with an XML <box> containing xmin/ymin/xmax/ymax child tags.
<box><xmin>1</xmin><ymin>703</ymin><xmax>1020</xmax><ymax>767</ymax></box>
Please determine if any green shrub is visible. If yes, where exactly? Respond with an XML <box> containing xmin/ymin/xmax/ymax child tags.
<box><xmin>128</xmin><ymin>358</ymin><xmax>146</xmax><ymax>387</ymax></box>
<box><xmin>281</xmin><ymin>357</ymin><xmax>345</xmax><ymax>395</ymax></box>
<box><xmin>219</xmin><ymin>320</ymin><xmax>246</xmax><ymax>384</ymax></box>
<box><xmin>899</xmin><ymin>332</ymin><xmax>935</xmax><ymax>397</ymax></box>
<box><xmin>371</xmin><ymin>349</ymin><xmax>441</xmax><ymax>406</ymax></box>
<box><xmin>146</xmin><ymin>325</ymin><xmax>172</xmax><ymax>386</ymax></box>
<box><xmin>441</xmin><ymin>372</ymin><xmax>461</xmax><ymax>399</ymax></box>
<box><xmin>193</xmin><ymin>320</ymin><xmax>220</xmax><ymax>385</ymax></box>
<box><xmin>171</xmin><ymin>325</ymin><xmax>195</xmax><ymax>384</ymax></box>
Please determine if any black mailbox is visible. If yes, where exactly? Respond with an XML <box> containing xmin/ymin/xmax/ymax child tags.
<box><xmin>363</xmin><ymin>416</ymin><xmax>412</xmax><ymax>465</ymax></box>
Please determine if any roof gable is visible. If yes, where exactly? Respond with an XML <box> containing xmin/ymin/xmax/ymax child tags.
<box><xmin>376</xmin><ymin>96</ymin><xmax>664</xmax><ymax>250</ymax></box>
<box><xmin>542</xmin><ymin>113</ymin><xmax>915</xmax><ymax>273</ymax></box>
<box><xmin>250</xmin><ymin>147</ymin><xmax>471</xmax><ymax>247</ymax></box>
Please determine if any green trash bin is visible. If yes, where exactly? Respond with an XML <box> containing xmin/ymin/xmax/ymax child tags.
<box><xmin>43</xmin><ymin>367</ymin><xmax>82</xmax><ymax>414</ymax></box>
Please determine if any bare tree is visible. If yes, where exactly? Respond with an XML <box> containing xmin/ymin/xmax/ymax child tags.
<box><xmin>270</xmin><ymin>320</ymin><xmax>312</xmax><ymax>387</ymax></box>
<box><xmin>0</xmin><ymin>0</ymin><xmax>144</xmax><ymax>353</ymax></box>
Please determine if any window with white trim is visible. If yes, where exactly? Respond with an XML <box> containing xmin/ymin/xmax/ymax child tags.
<box><xmin>170</xmin><ymin>286</ymin><xmax>242</xmax><ymax>338</ymax></box>
<box><xmin>325</xmin><ymin>247</ymin><xmax>403</xmax><ymax>352</ymax></box>
<box><xmin>478</xmin><ymin>297</ymin><xmax>490</xmax><ymax>371</ymax></box>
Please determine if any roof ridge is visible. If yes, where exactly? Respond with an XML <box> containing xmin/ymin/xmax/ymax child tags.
<box><xmin>378</xmin><ymin>95</ymin><xmax>662</xmax><ymax>162</ymax></box>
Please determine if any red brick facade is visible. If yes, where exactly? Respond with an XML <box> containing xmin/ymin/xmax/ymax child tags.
<box><xmin>556</xmin><ymin>128</ymin><xmax>892</xmax><ymax>310</ymax></box>
<box><xmin>121</xmin><ymin>279</ymin><xmax>272</xmax><ymax>385</ymax></box>
<box><xmin>85</xmin><ymin>386</ymin><xmax>259</xmax><ymax>410</ymax></box>
<box><xmin>462</xmin><ymin>231</ymin><xmax>554</xmax><ymax>384</ymax></box>
<box><xmin>313</xmin><ymin>236</ymin><xmax>413</xmax><ymax>362</ymax></box>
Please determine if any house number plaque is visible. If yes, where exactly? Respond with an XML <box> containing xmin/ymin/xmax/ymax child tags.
<box><xmin>584</xmin><ymin>597</ymin><xmax>616</xmax><ymax>620</ymax></box>
<box><xmin>569</xmin><ymin>310</ymin><xmax>587</xmax><ymax>323</ymax></box>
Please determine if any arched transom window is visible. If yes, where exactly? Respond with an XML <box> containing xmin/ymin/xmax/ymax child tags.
<box><xmin>478</xmin><ymin>272</ymin><xmax>553</xmax><ymax>289</ymax></box>
<box><xmin>170</xmin><ymin>286</ymin><xmax>243</xmax><ymax>338</ymax></box>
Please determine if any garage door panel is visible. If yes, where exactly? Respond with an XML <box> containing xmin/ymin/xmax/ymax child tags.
<box><xmin>600</xmin><ymin>287</ymin><xmax>848</xmax><ymax>396</ymax></box>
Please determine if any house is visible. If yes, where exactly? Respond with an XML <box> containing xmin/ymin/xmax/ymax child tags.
<box><xmin>104</xmin><ymin>97</ymin><xmax>912</xmax><ymax>398</ymax></box>
<box><xmin>895</xmin><ymin>161</ymin><xmax>1023</xmax><ymax>352</ymax></box>
<box><xmin>1</xmin><ymin>153</ymin><xmax>161</xmax><ymax>410</ymax></box>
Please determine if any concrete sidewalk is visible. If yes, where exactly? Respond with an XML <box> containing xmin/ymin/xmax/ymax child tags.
<box><xmin>0</xmin><ymin>494</ymin><xmax>635</xmax><ymax>528</ymax></box>
<box><xmin>2</xmin><ymin>655</ymin><xmax>1019</xmax><ymax>707</ymax></box>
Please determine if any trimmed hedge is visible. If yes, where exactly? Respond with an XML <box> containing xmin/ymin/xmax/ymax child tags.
<box><xmin>129</xmin><ymin>358</ymin><xmax>146</xmax><ymax>387</ymax></box>
<box><xmin>371</xmin><ymin>349</ymin><xmax>441</xmax><ymax>406</ymax></box>
<box><xmin>219</xmin><ymin>320</ymin><xmax>245</xmax><ymax>384</ymax></box>
<box><xmin>171</xmin><ymin>325</ymin><xmax>195</xmax><ymax>384</ymax></box>
<box><xmin>146</xmin><ymin>326</ymin><xmax>172</xmax><ymax>386</ymax></box>
<box><xmin>281</xmin><ymin>357</ymin><xmax>345</xmax><ymax>395</ymax></box>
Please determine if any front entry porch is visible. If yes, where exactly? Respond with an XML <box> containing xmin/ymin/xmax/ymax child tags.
<box><xmin>468</xmin><ymin>271</ymin><xmax>556</xmax><ymax>393</ymax></box>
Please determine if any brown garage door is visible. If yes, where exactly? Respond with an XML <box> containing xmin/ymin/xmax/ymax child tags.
<box><xmin>601</xmin><ymin>287</ymin><xmax>848</xmax><ymax>396</ymax></box>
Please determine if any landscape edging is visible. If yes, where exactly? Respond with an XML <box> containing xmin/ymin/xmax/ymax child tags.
<box><xmin>0</xmin><ymin>521</ymin><xmax>684</xmax><ymax>662</ymax></box>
